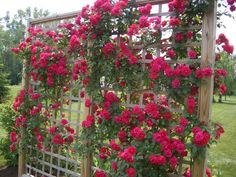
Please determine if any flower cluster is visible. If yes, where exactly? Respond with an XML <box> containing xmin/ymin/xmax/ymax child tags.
<box><xmin>10</xmin><ymin>23</ymin><xmax>77</xmax><ymax>158</ymax></box>
<box><xmin>192</xmin><ymin>127</ymin><xmax>211</xmax><ymax>147</ymax></box>
<box><xmin>216</xmin><ymin>33</ymin><xmax>234</xmax><ymax>54</ymax></box>
<box><xmin>47</xmin><ymin>120</ymin><xmax>75</xmax><ymax>147</ymax></box>
<box><xmin>226</xmin><ymin>0</ymin><xmax>236</xmax><ymax>11</ymax></box>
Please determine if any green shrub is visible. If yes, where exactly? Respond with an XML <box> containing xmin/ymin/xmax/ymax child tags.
<box><xmin>0</xmin><ymin>64</ymin><xmax>9</xmax><ymax>103</ymax></box>
<box><xmin>0</xmin><ymin>104</ymin><xmax>19</xmax><ymax>166</ymax></box>
<box><xmin>207</xmin><ymin>161</ymin><xmax>223</xmax><ymax>177</ymax></box>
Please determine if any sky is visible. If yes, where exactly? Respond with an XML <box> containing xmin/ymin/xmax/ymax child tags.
<box><xmin>0</xmin><ymin>0</ymin><xmax>235</xmax><ymax>53</ymax></box>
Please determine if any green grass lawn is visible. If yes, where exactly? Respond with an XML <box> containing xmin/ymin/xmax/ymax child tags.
<box><xmin>6</xmin><ymin>85</ymin><xmax>21</xmax><ymax>102</ymax></box>
<box><xmin>209</xmin><ymin>96</ymin><xmax>236</xmax><ymax>177</ymax></box>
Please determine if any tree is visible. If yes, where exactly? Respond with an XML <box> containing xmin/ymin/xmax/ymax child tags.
<box><xmin>0</xmin><ymin>63</ymin><xmax>9</xmax><ymax>103</ymax></box>
<box><xmin>215</xmin><ymin>53</ymin><xmax>236</xmax><ymax>102</ymax></box>
<box><xmin>0</xmin><ymin>7</ymin><xmax>49</xmax><ymax>85</ymax></box>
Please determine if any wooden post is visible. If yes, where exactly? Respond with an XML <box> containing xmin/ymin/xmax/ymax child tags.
<box><xmin>18</xmin><ymin>19</ymin><xmax>32</xmax><ymax>177</ymax></box>
<box><xmin>18</xmin><ymin>60</ymin><xmax>30</xmax><ymax>177</ymax></box>
<box><xmin>81</xmin><ymin>94</ymin><xmax>93</xmax><ymax>177</ymax></box>
<box><xmin>192</xmin><ymin>1</ymin><xmax>217</xmax><ymax>177</ymax></box>
<box><xmin>81</xmin><ymin>39</ymin><xmax>93</xmax><ymax>177</ymax></box>
<box><xmin>18</xmin><ymin>134</ymin><xmax>26</xmax><ymax>177</ymax></box>
<box><xmin>81</xmin><ymin>149</ymin><xmax>93</xmax><ymax>177</ymax></box>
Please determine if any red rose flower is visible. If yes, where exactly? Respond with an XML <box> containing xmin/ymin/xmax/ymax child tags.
<box><xmin>222</xmin><ymin>44</ymin><xmax>234</xmax><ymax>54</ymax></box>
<box><xmin>167</xmin><ymin>49</ymin><xmax>176</xmax><ymax>58</ymax></box>
<box><xmin>195</xmin><ymin>68</ymin><xmax>204</xmax><ymax>78</ymax></box>
<box><xmin>95</xmin><ymin>170</ymin><xmax>107</xmax><ymax>177</ymax></box>
<box><xmin>180</xmin><ymin>118</ymin><xmax>188</xmax><ymax>127</ymax></box>
<box><xmin>89</xmin><ymin>13</ymin><xmax>101</xmax><ymax>26</ymax></box>
<box><xmin>187</xmin><ymin>49</ymin><xmax>197</xmax><ymax>59</ymax></box>
<box><xmin>10</xmin><ymin>144</ymin><xmax>16</xmax><ymax>152</ymax></box>
<box><xmin>149</xmin><ymin>155</ymin><xmax>166</xmax><ymax>165</ymax></box>
<box><xmin>119</xmin><ymin>150</ymin><xmax>134</xmax><ymax>163</ymax></box>
<box><xmin>187</xmin><ymin>96</ymin><xmax>195</xmax><ymax>114</ymax></box>
<box><xmin>99</xmin><ymin>109</ymin><xmax>111</xmax><ymax>120</ymax></box>
<box><xmin>169</xmin><ymin>17</ymin><xmax>181</xmax><ymax>27</ymax></box>
<box><xmin>102</xmin><ymin>42</ymin><xmax>115</xmax><ymax>56</ymax></box>
<box><xmin>139</xmin><ymin>16</ymin><xmax>149</xmax><ymax>28</ymax></box>
<box><xmin>109</xmin><ymin>140</ymin><xmax>121</xmax><ymax>151</ymax></box>
<box><xmin>186</xmin><ymin>31</ymin><xmax>193</xmax><ymax>39</ymax></box>
<box><xmin>37</xmin><ymin>134</ymin><xmax>44</xmax><ymax>142</ymax></box>
<box><xmin>216</xmin><ymin>69</ymin><xmax>227</xmax><ymax>77</ymax></box>
<box><xmin>203</xmin><ymin>67</ymin><xmax>213</xmax><ymax>77</ymax></box>
<box><xmin>49</xmin><ymin>126</ymin><xmax>57</xmax><ymax>133</ymax></box>
<box><xmin>174</xmin><ymin>32</ymin><xmax>184</xmax><ymax>42</ymax></box>
<box><xmin>170</xmin><ymin>156</ymin><xmax>178</xmax><ymax>168</ymax></box>
<box><xmin>82</xmin><ymin>115</ymin><xmax>95</xmax><ymax>128</ymax></box>
<box><xmin>10</xmin><ymin>132</ymin><xmax>17</xmax><ymax>143</ymax></box>
<box><xmin>175</xmin><ymin>125</ymin><xmax>185</xmax><ymax>134</ymax></box>
<box><xmin>111</xmin><ymin>162</ymin><xmax>118</xmax><ymax>171</ymax></box>
<box><xmin>171</xmin><ymin>78</ymin><xmax>181</xmax><ymax>89</ymax></box>
<box><xmin>193</xmin><ymin>130</ymin><xmax>211</xmax><ymax>147</ymax></box>
<box><xmin>52</xmin><ymin>134</ymin><xmax>64</xmax><ymax>144</ymax></box>
<box><xmin>37</xmin><ymin>143</ymin><xmax>43</xmax><ymax>150</ymax></box>
<box><xmin>206</xmin><ymin>167</ymin><xmax>212</xmax><ymax>177</ymax></box>
<box><xmin>85</xmin><ymin>99</ymin><xmax>92</xmax><ymax>107</ymax></box>
<box><xmin>60</xmin><ymin>119</ymin><xmax>68</xmax><ymax>126</ymax></box>
<box><xmin>178</xmin><ymin>65</ymin><xmax>191</xmax><ymax>77</ymax></box>
<box><xmin>219</xmin><ymin>84</ymin><xmax>227</xmax><ymax>94</ymax></box>
<box><xmin>144</xmin><ymin>102</ymin><xmax>160</xmax><ymax>119</ymax></box>
<box><xmin>127</xmin><ymin>146</ymin><xmax>137</xmax><ymax>155</ymax></box>
<box><xmin>128</xmin><ymin>24</ymin><xmax>139</xmax><ymax>36</ymax></box>
<box><xmin>139</xmin><ymin>4</ymin><xmax>152</xmax><ymax>15</ymax></box>
<box><xmin>126</xmin><ymin>168</ymin><xmax>136</xmax><ymax>177</ymax></box>
<box><xmin>130</xmin><ymin>127</ymin><xmax>146</xmax><ymax>141</ymax></box>
<box><xmin>118</xmin><ymin>130</ymin><xmax>127</xmax><ymax>142</ymax></box>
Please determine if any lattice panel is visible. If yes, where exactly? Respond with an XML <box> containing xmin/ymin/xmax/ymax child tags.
<box><xmin>22</xmin><ymin>0</ymin><xmax>209</xmax><ymax>177</ymax></box>
<box><xmin>26</xmin><ymin>15</ymin><xmax>84</xmax><ymax>175</ymax></box>
<box><xmin>88</xmin><ymin>0</ymin><xmax>202</xmax><ymax>175</ymax></box>
<box><xmin>26</xmin><ymin>80</ymin><xmax>83</xmax><ymax>177</ymax></box>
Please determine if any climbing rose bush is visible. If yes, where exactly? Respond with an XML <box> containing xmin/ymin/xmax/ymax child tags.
<box><xmin>10</xmin><ymin>0</ymin><xmax>234</xmax><ymax>176</ymax></box>
<box><xmin>10</xmin><ymin>26</ymin><xmax>77</xmax><ymax>158</ymax></box>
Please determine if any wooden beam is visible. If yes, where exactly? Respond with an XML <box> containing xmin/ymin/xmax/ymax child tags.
<box><xmin>129</xmin><ymin>0</ymin><xmax>171</xmax><ymax>6</ymax></box>
<box><xmin>30</xmin><ymin>0</ymin><xmax>171</xmax><ymax>25</ymax></box>
<box><xmin>192</xmin><ymin>1</ymin><xmax>217</xmax><ymax>177</ymax></box>
<box><xmin>30</xmin><ymin>11</ymin><xmax>81</xmax><ymax>25</ymax></box>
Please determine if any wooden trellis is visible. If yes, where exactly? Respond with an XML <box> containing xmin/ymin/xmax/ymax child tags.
<box><xmin>18</xmin><ymin>0</ymin><xmax>217</xmax><ymax>177</ymax></box>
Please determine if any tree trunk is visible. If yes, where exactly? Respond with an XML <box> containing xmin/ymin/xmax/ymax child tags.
<box><xmin>218</xmin><ymin>94</ymin><xmax>222</xmax><ymax>103</ymax></box>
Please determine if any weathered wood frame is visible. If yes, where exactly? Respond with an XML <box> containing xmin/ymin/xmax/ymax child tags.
<box><xmin>18</xmin><ymin>0</ymin><xmax>217</xmax><ymax>177</ymax></box>
<box><xmin>193</xmin><ymin>0</ymin><xmax>217</xmax><ymax>177</ymax></box>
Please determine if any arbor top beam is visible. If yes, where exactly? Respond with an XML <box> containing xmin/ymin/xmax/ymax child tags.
<box><xmin>30</xmin><ymin>0</ymin><xmax>170</xmax><ymax>25</ymax></box>
<box><xmin>30</xmin><ymin>11</ymin><xmax>81</xmax><ymax>25</ymax></box>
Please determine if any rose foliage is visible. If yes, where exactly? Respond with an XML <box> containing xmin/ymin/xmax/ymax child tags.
<box><xmin>11</xmin><ymin>0</ymin><xmax>233</xmax><ymax>176</ymax></box>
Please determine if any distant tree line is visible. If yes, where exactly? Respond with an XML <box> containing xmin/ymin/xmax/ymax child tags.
<box><xmin>0</xmin><ymin>7</ymin><xmax>49</xmax><ymax>85</ymax></box>
<box><xmin>216</xmin><ymin>53</ymin><xmax>236</xmax><ymax>102</ymax></box>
